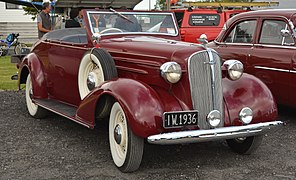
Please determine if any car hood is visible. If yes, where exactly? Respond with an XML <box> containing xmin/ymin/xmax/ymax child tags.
<box><xmin>99</xmin><ymin>36</ymin><xmax>206</xmax><ymax>66</ymax></box>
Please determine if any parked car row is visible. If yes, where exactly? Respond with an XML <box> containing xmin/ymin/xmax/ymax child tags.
<box><xmin>12</xmin><ymin>9</ymin><xmax>287</xmax><ymax>172</ymax></box>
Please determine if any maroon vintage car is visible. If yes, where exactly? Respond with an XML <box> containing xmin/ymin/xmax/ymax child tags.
<box><xmin>16</xmin><ymin>9</ymin><xmax>282</xmax><ymax>172</ymax></box>
<box><xmin>209</xmin><ymin>9</ymin><xmax>296</xmax><ymax>108</ymax></box>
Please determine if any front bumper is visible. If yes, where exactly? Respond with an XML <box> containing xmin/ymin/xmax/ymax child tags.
<box><xmin>147</xmin><ymin>121</ymin><xmax>283</xmax><ymax>145</ymax></box>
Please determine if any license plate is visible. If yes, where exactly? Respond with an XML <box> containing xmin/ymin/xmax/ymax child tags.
<box><xmin>163</xmin><ymin>110</ymin><xmax>198</xmax><ymax>128</ymax></box>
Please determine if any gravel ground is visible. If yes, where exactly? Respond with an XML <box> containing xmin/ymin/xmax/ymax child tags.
<box><xmin>0</xmin><ymin>90</ymin><xmax>295</xmax><ymax>180</ymax></box>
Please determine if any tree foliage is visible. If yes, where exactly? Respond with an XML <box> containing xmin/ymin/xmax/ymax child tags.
<box><xmin>154</xmin><ymin>0</ymin><xmax>167</xmax><ymax>10</ymax></box>
<box><xmin>23</xmin><ymin>0</ymin><xmax>43</xmax><ymax>20</ymax></box>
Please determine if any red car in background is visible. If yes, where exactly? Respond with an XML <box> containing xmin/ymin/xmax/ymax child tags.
<box><xmin>209</xmin><ymin>9</ymin><xmax>296</xmax><ymax>108</ymax></box>
<box><xmin>172</xmin><ymin>8</ymin><xmax>248</xmax><ymax>43</ymax></box>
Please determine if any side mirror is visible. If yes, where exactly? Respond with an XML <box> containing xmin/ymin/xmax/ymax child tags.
<box><xmin>198</xmin><ymin>34</ymin><xmax>208</xmax><ymax>46</ymax></box>
<box><xmin>281</xmin><ymin>29</ymin><xmax>291</xmax><ymax>37</ymax></box>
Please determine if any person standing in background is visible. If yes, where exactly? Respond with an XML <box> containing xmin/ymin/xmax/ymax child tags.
<box><xmin>37</xmin><ymin>2</ymin><xmax>52</xmax><ymax>39</ymax></box>
<box><xmin>78</xmin><ymin>7</ymin><xmax>85</xmax><ymax>27</ymax></box>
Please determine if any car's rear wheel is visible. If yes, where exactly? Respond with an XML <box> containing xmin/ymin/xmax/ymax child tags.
<box><xmin>109</xmin><ymin>102</ymin><xmax>144</xmax><ymax>172</ymax></box>
<box><xmin>25</xmin><ymin>74</ymin><xmax>47</xmax><ymax>118</ymax></box>
<box><xmin>78</xmin><ymin>49</ymin><xmax>117</xmax><ymax>99</ymax></box>
<box><xmin>226</xmin><ymin>135</ymin><xmax>263</xmax><ymax>155</ymax></box>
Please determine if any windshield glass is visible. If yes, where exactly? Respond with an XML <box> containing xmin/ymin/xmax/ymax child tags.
<box><xmin>86</xmin><ymin>11</ymin><xmax>178</xmax><ymax>36</ymax></box>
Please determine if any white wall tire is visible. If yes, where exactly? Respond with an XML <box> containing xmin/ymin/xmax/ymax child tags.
<box><xmin>25</xmin><ymin>74</ymin><xmax>47</xmax><ymax>118</ymax></box>
<box><xmin>78</xmin><ymin>49</ymin><xmax>117</xmax><ymax>100</ymax></box>
<box><xmin>226</xmin><ymin>135</ymin><xmax>263</xmax><ymax>155</ymax></box>
<box><xmin>109</xmin><ymin>102</ymin><xmax>144</xmax><ymax>172</ymax></box>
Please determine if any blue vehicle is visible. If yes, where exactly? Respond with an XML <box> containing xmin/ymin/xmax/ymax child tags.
<box><xmin>0</xmin><ymin>33</ymin><xmax>27</xmax><ymax>56</ymax></box>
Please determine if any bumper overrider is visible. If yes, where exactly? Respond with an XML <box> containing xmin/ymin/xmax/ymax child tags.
<box><xmin>147</xmin><ymin>121</ymin><xmax>283</xmax><ymax>145</ymax></box>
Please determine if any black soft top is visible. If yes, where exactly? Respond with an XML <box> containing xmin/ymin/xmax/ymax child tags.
<box><xmin>42</xmin><ymin>28</ymin><xmax>87</xmax><ymax>44</ymax></box>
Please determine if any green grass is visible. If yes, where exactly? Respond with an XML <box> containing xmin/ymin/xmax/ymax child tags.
<box><xmin>0</xmin><ymin>56</ymin><xmax>18</xmax><ymax>90</ymax></box>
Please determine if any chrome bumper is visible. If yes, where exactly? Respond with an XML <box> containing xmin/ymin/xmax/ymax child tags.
<box><xmin>147</xmin><ymin>121</ymin><xmax>283</xmax><ymax>145</ymax></box>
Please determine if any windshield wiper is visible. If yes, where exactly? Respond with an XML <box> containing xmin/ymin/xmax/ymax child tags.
<box><xmin>109</xmin><ymin>8</ymin><xmax>134</xmax><ymax>23</ymax></box>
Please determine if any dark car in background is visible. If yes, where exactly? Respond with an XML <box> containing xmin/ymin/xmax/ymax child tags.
<box><xmin>209</xmin><ymin>9</ymin><xmax>296</xmax><ymax>108</ymax></box>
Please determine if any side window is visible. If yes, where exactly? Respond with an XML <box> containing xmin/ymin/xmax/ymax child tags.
<box><xmin>259</xmin><ymin>20</ymin><xmax>294</xmax><ymax>46</ymax></box>
<box><xmin>224</xmin><ymin>20</ymin><xmax>257</xmax><ymax>43</ymax></box>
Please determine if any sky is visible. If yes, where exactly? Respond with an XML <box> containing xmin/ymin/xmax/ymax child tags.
<box><xmin>134</xmin><ymin>0</ymin><xmax>157</xmax><ymax>10</ymax></box>
<box><xmin>134</xmin><ymin>0</ymin><xmax>296</xmax><ymax>10</ymax></box>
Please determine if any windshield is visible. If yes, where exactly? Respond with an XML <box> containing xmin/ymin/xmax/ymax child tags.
<box><xmin>86</xmin><ymin>11</ymin><xmax>178</xmax><ymax>36</ymax></box>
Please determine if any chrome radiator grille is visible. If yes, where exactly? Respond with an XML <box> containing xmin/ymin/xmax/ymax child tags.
<box><xmin>188</xmin><ymin>50</ymin><xmax>223</xmax><ymax>129</ymax></box>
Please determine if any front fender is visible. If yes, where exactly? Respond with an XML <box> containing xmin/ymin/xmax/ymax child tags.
<box><xmin>76</xmin><ymin>78</ymin><xmax>182</xmax><ymax>138</ymax></box>
<box><xmin>18</xmin><ymin>53</ymin><xmax>48</xmax><ymax>99</ymax></box>
<box><xmin>223</xmin><ymin>73</ymin><xmax>278</xmax><ymax>126</ymax></box>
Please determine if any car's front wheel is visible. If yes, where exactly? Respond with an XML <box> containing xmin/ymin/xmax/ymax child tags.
<box><xmin>25</xmin><ymin>74</ymin><xmax>47</xmax><ymax>118</ymax></box>
<box><xmin>226</xmin><ymin>135</ymin><xmax>263</xmax><ymax>155</ymax></box>
<box><xmin>109</xmin><ymin>102</ymin><xmax>144</xmax><ymax>172</ymax></box>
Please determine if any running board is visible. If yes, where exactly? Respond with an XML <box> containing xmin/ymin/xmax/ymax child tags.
<box><xmin>33</xmin><ymin>99</ymin><xmax>91</xmax><ymax>128</ymax></box>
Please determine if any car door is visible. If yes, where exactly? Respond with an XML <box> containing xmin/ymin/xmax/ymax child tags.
<box><xmin>248</xmin><ymin>18</ymin><xmax>296</xmax><ymax>106</ymax></box>
<box><xmin>214</xmin><ymin>18</ymin><xmax>257</xmax><ymax>66</ymax></box>
<box><xmin>47</xmin><ymin>40</ymin><xmax>87</xmax><ymax>106</ymax></box>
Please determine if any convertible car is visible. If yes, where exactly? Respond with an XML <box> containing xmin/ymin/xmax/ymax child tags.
<box><xmin>16</xmin><ymin>9</ymin><xmax>282</xmax><ymax>172</ymax></box>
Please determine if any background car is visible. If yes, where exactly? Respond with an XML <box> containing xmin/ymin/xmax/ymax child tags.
<box><xmin>172</xmin><ymin>8</ymin><xmax>248</xmax><ymax>43</ymax></box>
<box><xmin>16</xmin><ymin>9</ymin><xmax>282</xmax><ymax>172</ymax></box>
<box><xmin>209</xmin><ymin>9</ymin><xmax>296</xmax><ymax>108</ymax></box>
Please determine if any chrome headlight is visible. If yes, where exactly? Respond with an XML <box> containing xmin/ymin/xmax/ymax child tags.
<box><xmin>207</xmin><ymin>110</ymin><xmax>221</xmax><ymax>128</ymax></box>
<box><xmin>223</xmin><ymin>60</ymin><xmax>243</xmax><ymax>80</ymax></box>
<box><xmin>160</xmin><ymin>62</ymin><xmax>182</xmax><ymax>83</ymax></box>
<box><xmin>239</xmin><ymin>107</ymin><xmax>253</xmax><ymax>124</ymax></box>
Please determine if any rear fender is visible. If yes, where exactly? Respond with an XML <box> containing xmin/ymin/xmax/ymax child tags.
<box><xmin>223</xmin><ymin>73</ymin><xmax>278</xmax><ymax>126</ymax></box>
<box><xmin>76</xmin><ymin>78</ymin><xmax>182</xmax><ymax>138</ymax></box>
<box><xmin>18</xmin><ymin>53</ymin><xmax>48</xmax><ymax>99</ymax></box>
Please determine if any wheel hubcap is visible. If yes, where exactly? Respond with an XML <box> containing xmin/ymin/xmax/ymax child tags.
<box><xmin>86</xmin><ymin>62</ymin><xmax>103</xmax><ymax>91</ymax></box>
<box><xmin>87</xmin><ymin>72</ymin><xmax>96</xmax><ymax>90</ymax></box>
<box><xmin>235</xmin><ymin>137</ymin><xmax>247</xmax><ymax>143</ymax></box>
<box><xmin>114</xmin><ymin>124</ymin><xmax>122</xmax><ymax>145</ymax></box>
<box><xmin>29</xmin><ymin>87</ymin><xmax>33</xmax><ymax>99</ymax></box>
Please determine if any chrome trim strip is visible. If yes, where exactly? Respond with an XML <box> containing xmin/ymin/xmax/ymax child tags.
<box><xmin>34</xmin><ymin>102</ymin><xmax>91</xmax><ymax>128</ymax></box>
<box><xmin>116</xmin><ymin>66</ymin><xmax>148</xmax><ymax>74</ymax></box>
<box><xmin>110</xmin><ymin>51</ymin><xmax>168</xmax><ymax>61</ymax></box>
<box><xmin>224</xmin><ymin>42</ymin><xmax>253</xmax><ymax>46</ymax></box>
<box><xmin>253</xmin><ymin>44</ymin><xmax>296</xmax><ymax>49</ymax></box>
<box><xmin>206</xmin><ymin>48</ymin><xmax>217</xmax><ymax>109</ymax></box>
<box><xmin>254</xmin><ymin>66</ymin><xmax>289</xmax><ymax>73</ymax></box>
<box><xmin>114</xmin><ymin>57</ymin><xmax>162</xmax><ymax>67</ymax></box>
<box><xmin>47</xmin><ymin>42</ymin><xmax>89</xmax><ymax>50</ymax></box>
<box><xmin>147</xmin><ymin>121</ymin><xmax>283</xmax><ymax>145</ymax></box>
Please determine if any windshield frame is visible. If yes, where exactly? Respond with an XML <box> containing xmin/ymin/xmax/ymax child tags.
<box><xmin>85</xmin><ymin>10</ymin><xmax>179</xmax><ymax>37</ymax></box>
